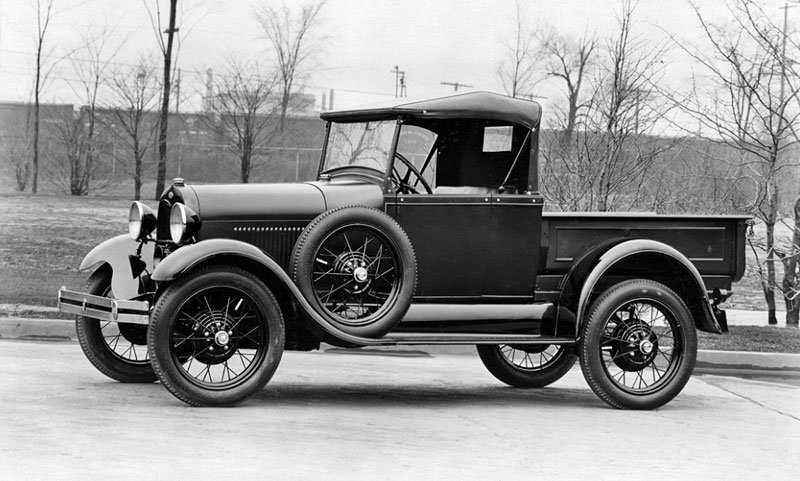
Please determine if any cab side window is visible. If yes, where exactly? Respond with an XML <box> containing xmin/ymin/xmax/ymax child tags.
<box><xmin>395</xmin><ymin>125</ymin><xmax>438</xmax><ymax>191</ymax></box>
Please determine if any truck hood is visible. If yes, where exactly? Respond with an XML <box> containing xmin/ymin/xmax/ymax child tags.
<box><xmin>183</xmin><ymin>179</ymin><xmax>384</xmax><ymax>222</ymax></box>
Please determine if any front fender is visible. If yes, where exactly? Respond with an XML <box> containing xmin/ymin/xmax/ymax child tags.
<box><xmin>566</xmin><ymin>239</ymin><xmax>721</xmax><ymax>336</ymax></box>
<box><xmin>80</xmin><ymin>234</ymin><xmax>155</xmax><ymax>300</ymax></box>
<box><xmin>150</xmin><ymin>239</ymin><xmax>282</xmax><ymax>282</ymax></box>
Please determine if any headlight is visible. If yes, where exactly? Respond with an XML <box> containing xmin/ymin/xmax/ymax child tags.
<box><xmin>169</xmin><ymin>203</ymin><xmax>199</xmax><ymax>243</ymax></box>
<box><xmin>128</xmin><ymin>201</ymin><xmax>157</xmax><ymax>241</ymax></box>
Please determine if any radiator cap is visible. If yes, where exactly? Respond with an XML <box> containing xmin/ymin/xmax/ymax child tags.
<box><xmin>172</xmin><ymin>177</ymin><xmax>185</xmax><ymax>187</ymax></box>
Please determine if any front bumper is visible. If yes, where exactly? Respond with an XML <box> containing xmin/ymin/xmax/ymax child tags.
<box><xmin>57</xmin><ymin>288</ymin><xmax>150</xmax><ymax>325</ymax></box>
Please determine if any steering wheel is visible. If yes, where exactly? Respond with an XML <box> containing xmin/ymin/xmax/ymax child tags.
<box><xmin>391</xmin><ymin>153</ymin><xmax>433</xmax><ymax>195</ymax></box>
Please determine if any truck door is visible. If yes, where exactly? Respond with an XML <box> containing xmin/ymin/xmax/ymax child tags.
<box><xmin>388</xmin><ymin>194</ymin><xmax>491</xmax><ymax>300</ymax></box>
<box><xmin>486</xmin><ymin>193</ymin><xmax>543</xmax><ymax>298</ymax></box>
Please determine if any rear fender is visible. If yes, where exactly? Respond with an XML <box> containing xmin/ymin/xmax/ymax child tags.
<box><xmin>79</xmin><ymin>234</ymin><xmax>155</xmax><ymax>300</ymax></box>
<box><xmin>559</xmin><ymin>239</ymin><xmax>722</xmax><ymax>336</ymax></box>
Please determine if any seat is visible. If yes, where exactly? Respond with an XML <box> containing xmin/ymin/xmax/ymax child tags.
<box><xmin>433</xmin><ymin>186</ymin><xmax>495</xmax><ymax>195</ymax></box>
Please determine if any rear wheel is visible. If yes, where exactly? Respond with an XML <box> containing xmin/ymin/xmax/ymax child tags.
<box><xmin>148</xmin><ymin>266</ymin><xmax>284</xmax><ymax>407</ymax></box>
<box><xmin>579</xmin><ymin>279</ymin><xmax>697</xmax><ymax>410</ymax></box>
<box><xmin>75</xmin><ymin>267</ymin><xmax>156</xmax><ymax>383</ymax></box>
<box><xmin>477</xmin><ymin>344</ymin><xmax>576</xmax><ymax>388</ymax></box>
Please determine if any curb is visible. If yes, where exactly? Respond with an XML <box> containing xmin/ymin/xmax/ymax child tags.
<box><xmin>2</xmin><ymin>316</ymin><xmax>799</xmax><ymax>372</ymax></box>
<box><xmin>0</xmin><ymin>317</ymin><xmax>74</xmax><ymax>341</ymax></box>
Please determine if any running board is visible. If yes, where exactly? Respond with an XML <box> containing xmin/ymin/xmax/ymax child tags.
<box><xmin>381</xmin><ymin>333</ymin><xmax>576</xmax><ymax>345</ymax></box>
<box><xmin>401</xmin><ymin>302</ymin><xmax>555</xmax><ymax>323</ymax></box>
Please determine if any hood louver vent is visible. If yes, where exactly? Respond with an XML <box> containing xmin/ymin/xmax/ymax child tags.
<box><xmin>233</xmin><ymin>226</ymin><xmax>304</xmax><ymax>268</ymax></box>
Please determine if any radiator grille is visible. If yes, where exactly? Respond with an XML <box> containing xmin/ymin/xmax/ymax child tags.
<box><xmin>157</xmin><ymin>199</ymin><xmax>174</xmax><ymax>240</ymax></box>
<box><xmin>233</xmin><ymin>226</ymin><xmax>304</xmax><ymax>268</ymax></box>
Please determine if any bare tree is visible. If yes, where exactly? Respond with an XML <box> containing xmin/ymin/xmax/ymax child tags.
<box><xmin>144</xmin><ymin>0</ymin><xmax>179</xmax><ymax>198</ymax></box>
<box><xmin>665</xmin><ymin>1</ymin><xmax>800</xmax><ymax>326</ymax></box>
<box><xmin>203</xmin><ymin>58</ymin><xmax>278</xmax><ymax>183</ymax></box>
<box><xmin>49</xmin><ymin>107</ymin><xmax>91</xmax><ymax>195</ymax></box>
<box><xmin>256</xmin><ymin>0</ymin><xmax>325</xmax><ymax>131</ymax></box>
<box><xmin>31</xmin><ymin>0</ymin><xmax>55</xmax><ymax>194</ymax></box>
<box><xmin>778</xmin><ymin>196</ymin><xmax>800</xmax><ymax>326</ymax></box>
<box><xmin>496</xmin><ymin>0</ymin><xmax>538</xmax><ymax>98</ymax></box>
<box><xmin>102</xmin><ymin>60</ymin><xmax>161</xmax><ymax>200</ymax></box>
<box><xmin>48</xmin><ymin>28</ymin><xmax>121</xmax><ymax>195</ymax></box>
<box><xmin>539</xmin><ymin>30</ymin><xmax>597</xmax><ymax>144</ymax></box>
<box><xmin>541</xmin><ymin>0</ymin><xmax>676</xmax><ymax>213</ymax></box>
<box><xmin>0</xmin><ymin>129</ymin><xmax>32</xmax><ymax>191</ymax></box>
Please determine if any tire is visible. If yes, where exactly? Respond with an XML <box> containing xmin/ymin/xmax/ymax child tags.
<box><xmin>148</xmin><ymin>266</ymin><xmax>285</xmax><ymax>407</ymax></box>
<box><xmin>291</xmin><ymin>206</ymin><xmax>417</xmax><ymax>338</ymax></box>
<box><xmin>75</xmin><ymin>266</ymin><xmax>157</xmax><ymax>383</ymax></box>
<box><xmin>477</xmin><ymin>344</ymin><xmax>576</xmax><ymax>388</ymax></box>
<box><xmin>579</xmin><ymin>279</ymin><xmax>697</xmax><ymax>410</ymax></box>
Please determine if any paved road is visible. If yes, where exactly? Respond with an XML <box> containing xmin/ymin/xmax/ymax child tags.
<box><xmin>1</xmin><ymin>340</ymin><xmax>798</xmax><ymax>480</ymax></box>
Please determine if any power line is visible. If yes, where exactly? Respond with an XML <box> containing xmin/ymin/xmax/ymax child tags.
<box><xmin>440</xmin><ymin>81</ymin><xmax>473</xmax><ymax>92</ymax></box>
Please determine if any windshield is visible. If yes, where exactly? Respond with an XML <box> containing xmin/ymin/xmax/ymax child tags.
<box><xmin>322</xmin><ymin>121</ymin><xmax>397</xmax><ymax>173</ymax></box>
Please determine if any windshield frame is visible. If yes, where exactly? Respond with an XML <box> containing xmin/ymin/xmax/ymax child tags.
<box><xmin>318</xmin><ymin>119</ymin><xmax>401</xmax><ymax>183</ymax></box>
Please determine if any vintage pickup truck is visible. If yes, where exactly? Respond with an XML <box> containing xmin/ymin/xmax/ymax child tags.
<box><xmin>58</xmin><ymin>92</ymin><xmax>749</xmax><ymax>409</ymax></box>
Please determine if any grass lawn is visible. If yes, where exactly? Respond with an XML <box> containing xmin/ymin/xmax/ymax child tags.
<box><xmin>0</xmin><ymin>194</ymin><xmax>156</xmax><ymax>306</ymax></box>
<box><xmin>697</xmin><ymin>326</ymin><xmax>800</xmax><ymax>353</ymax></box>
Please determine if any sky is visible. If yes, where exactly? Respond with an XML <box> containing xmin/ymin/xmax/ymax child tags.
<box><xmin>0</xmin><ymin>0</ymin><xmax>795</xmax><ymax>115</ymax></box>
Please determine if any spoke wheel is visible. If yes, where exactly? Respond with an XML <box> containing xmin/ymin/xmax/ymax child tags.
<box><xmin>75</xmin><ymin>266</ymin><xmax>156</xmax><ymax>383</ymax></box>
<box><xmin>312</xmin><ymin>225</ymin><xmax>400</xmax><ymax>325</ymax></box>
<box><xmin>580</xmin><ymin>279</ymin><xmax>697</xmax><ymax>410</ymax></box>
<box><xmin>149</xmin><ymin>266</ymin><xmax>284</xmax><ymax>406</ymax></box>
<box><xmin>477</xmin><ymin>344</ymin><xmax>576</xmax><ymax>388</ymax></box>
<box><xmin>292</xmin><ymin>206</ymin><xmax>416</xmax><ymax>339</ymax></box>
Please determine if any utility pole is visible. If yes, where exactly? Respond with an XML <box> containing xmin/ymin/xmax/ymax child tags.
<box><xmin>440</xmin><ymin>81</ymin><xmax>473</xmax><ymax>92</ymax></box>
<box><xmin>392</xmin><ymin>66</ymin><xmax>405</xmax><ymax>98</ymax></box>
<box><xmin>779</xmin><ymin>2</ymin><xmax>799</xmax><ymax>199</ymax></box>
<box><xmin>175</xmin><ymin>68</ymin><xmax>182</xmax><ymax>177</ymax></box>
<box><xmin>154</xmin><ymin>0</ymin><xmax>179</xmax><ymax>199</ymax></box>
<box><xmin>780</xmin><ymin>2</ymin><xmax>797</xmax><ymax>114</ymax></box>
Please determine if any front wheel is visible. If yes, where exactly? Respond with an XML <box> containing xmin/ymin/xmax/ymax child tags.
<box><xmin>148</xmin><ymin>266</ymin><xmax>285</xmax><ymax>407</ymax></box>
<box><xmin>579</xmin><ymin>279</ymin><xmax>697</xmax><ymax>410</ymax></box>
<box><xmin>477</xmin><ymin>344</ymin><xmax>576</xmax><ymax>388</ymax></box>
<box><xmin>75</xmin><ymin>266</ymin><xmax>156</xmax><ymax>383</ymax></box>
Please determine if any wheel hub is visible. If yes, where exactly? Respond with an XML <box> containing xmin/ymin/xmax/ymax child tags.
<box><xmin>353</xmin><ymin>266</ymin><xmax>369</xmax><ymax>283</ymax></box>
<box><xmin>190</xmin><ymin>310</ymin><xmax>238</xmax><ymax>365</ymax></box>
<box><xmin>333</xmin><ymin>252</ymin><xmax>373</xmax><ymax>295</ymax></box>
<box><xmin>610</xmin><ymin>320</ymin><xmax>659</xmax><ymax>372</ymax></box>
<box><xmin>214</xmin><ymin>330</ymin><xmax>230</xmax><ymax>347</ymax></box>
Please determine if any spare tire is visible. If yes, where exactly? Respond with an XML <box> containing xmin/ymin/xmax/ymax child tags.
<box><xmin>291</xmin><ymin>206</ymin><xmax>417</xmax><ymax>338</ymax></box>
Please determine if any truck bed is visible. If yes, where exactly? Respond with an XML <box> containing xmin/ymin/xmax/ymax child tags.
<box><xmin>535</xmin><ymin>212</ymin><xmax>750</xmax><ymax>300</ymax></box>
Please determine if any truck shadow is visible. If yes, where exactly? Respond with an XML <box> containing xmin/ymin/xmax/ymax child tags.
<box><xmin>251</xmin><ymin>382</ymin><xmax>605</xmax><ymax>409</ymax></box>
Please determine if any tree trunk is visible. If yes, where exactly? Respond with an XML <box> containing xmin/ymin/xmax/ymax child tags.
<box><xmin>32</xmin><ymin>61</ymin><xmax>41</xmax><ymax>194</ymax></box>
<box><xmin>279</xmin><ymin>89</ymin><xmax>289</xmax><ymax>131</ymax></box>
<box><xmin>134</xmin><ymin>148</ymin><xmax>142</xmax><ymax>201</ymax></box>
<box><xmin>241</xmin><ymin>152</ymin><xmax>250</xmax><ymax>183</ymax></box>
<box><xmin>764</xmin><ymin>220</ymin><xmax>778</xmax><ymax>325</ymax></box>
<box><xmin>783</xmin><ymin>194</ymin><xmax>800</xmax><ymax>328</ymax></box>
<box><xmin>561</xmin><ymin>90</ymin><xmax>578</xmax><ymax>148</ymax></box>
<box><xmin>154</xmin><ymin>0</ymin><xmax>178</xmax><ymax>199</ymax></box>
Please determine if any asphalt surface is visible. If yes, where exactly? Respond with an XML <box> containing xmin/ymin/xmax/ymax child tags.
<box><xmin>3</xmin><ymin>316</ymin><xmax>800</xmax><ymax>371</ymax></box>
<box><xmin>0</xmin><ymin>339</ymin><xmax>798</xmax><ymax>480</ymax></box>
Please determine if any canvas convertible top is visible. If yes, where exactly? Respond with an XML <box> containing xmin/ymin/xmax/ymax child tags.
<box><xmin>320</xmin><ymin>91</ymin><xmax>542</xmax><ymax>130</ymax></box>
